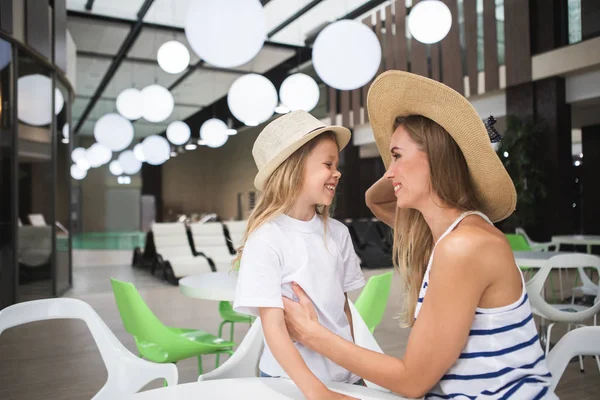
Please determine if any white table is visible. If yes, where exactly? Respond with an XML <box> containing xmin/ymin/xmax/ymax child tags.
<box><xmin>129</xmin><ymin>378</ymin><xmax>408</xmax><ymax>400</ymax></box>
<box><xmin>513</xmin><ymin>251</ymin><xmax>571</xmax><ymax>269</ymax></box>
<box><xmin>179</xmin><ymin>271</ymin><xmax>238</xmax><ymax>301</ymax></box>
<box><xmin>551</xmin><ymin>235</ymin><xmax>600</xmax><ymax>254</ymax></box>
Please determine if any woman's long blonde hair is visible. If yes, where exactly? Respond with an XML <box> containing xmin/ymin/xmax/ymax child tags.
<box><xmin>233</xmin><ymin>132</ymin><xmax>338</xmax><ymax>268</ymax></box>
<box><xmin>393</xmin><ymin>116</ymin><xmax>480</xmax><ymax>326</ymax></box>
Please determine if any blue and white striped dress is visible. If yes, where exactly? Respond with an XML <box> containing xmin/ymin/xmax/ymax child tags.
<box><xmin>415</xmin><ymin>211</ymin><xmax>556</xmax><ymax>399</ymax></box>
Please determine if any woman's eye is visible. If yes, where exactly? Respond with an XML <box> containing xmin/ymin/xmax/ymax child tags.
<box><xmin>392</xmin><ymin>154</ymin><xmax>401</xmax><ymax>160</ymax></box>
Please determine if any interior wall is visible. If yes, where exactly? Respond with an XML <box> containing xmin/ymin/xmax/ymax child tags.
<box><xmin>162</xmin><ymin>126</ymin><xmax>261</xmax><ymax>220</ymax></box>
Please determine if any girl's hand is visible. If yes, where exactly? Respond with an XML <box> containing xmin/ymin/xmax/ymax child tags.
<box><xmin>282</xmin><ymin>282</ymin><xmax>320</xmax><ymax>345</ymax></box>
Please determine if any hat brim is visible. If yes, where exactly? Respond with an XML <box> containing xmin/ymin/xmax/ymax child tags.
<box><xmin>367</xmin><ymin>71</ymin><xmax>516</xmax><ymax>223</ymax></box>
<box><xmin>254</xmin><ymin>126</ymin><xmax>351</xmax><ymax>191</ymax></box>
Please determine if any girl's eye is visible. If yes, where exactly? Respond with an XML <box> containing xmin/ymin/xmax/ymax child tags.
<box><xmin>324</xmin><ymin>163</ymin><xmax>332</xmax><ymax>168</ymax></box>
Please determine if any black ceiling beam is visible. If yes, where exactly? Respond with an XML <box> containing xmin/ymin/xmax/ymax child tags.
<box><xmin>76</xmin><ymin>50</ymin><xmax>247</xmax><ymax>76</ymax></box>
<box><xmin>67</xmin><ymin>10</ymin><xmax>306</xmax><ymax>52</ymax></box>
<box><xmin>73</xmin><ymin>0</ymin><xmax>156</xmax><ymax>134</ymax></box>
<box><xmin>339</xmin><ymin>0</ymin><xmax>388</xmax><ymax>20</ymax></box>
<box><xmin>267</xmin><ymin>0</ymin><xmax>323</xmax><ymax>38</ymax></box>
<box><xmin>84</xmin><ymin>0</ymin><xmax>95</xmax><ymax>11</ymax></box>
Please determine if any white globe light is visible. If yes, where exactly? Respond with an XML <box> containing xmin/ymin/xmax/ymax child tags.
<box><xmin>279</xmin><ymin>73</ymin><xmax>320</xmax><ymax>112</ymax></box>
<box><xmin>312</xmin><ymin>20</ymin><xmax>381</xmax><ymax>90</ymax></box>
<box><xmin>87</xmin><ymin>143</ymin><xmax>112</xmax><ymax>167</ymax></box>
<box><xmin>71</xmin><ymin>147</ymin><xmax>86</xmax><ymax>163</ymax></box>
<box><xmin>200</xmin><ymin>118</ymin><xmax>229</xmax><ymax>148</ymax></box>
<box><xmin>133</xmin><ymin>143</ymin><xmax>146</xmax><ymax>162</ymax></box>
<box><xmin>70</xmin><ymin>165</ymin><xmax>87</xmax><ymax>180</ymax></box>
<box><xmin>118</xmin><ymin>150</ymin><xmax>142</xmax><ymax>174</ymax></box>
<box><xmin>76</xmin><ymin>158</ymin><xmax>90</xmax><ymax>171</ymax></box>
<box><xmin>94</xmin><ymin>113</ymin><xmax>134</xmax><ymax>152</ymax></box>
<box><xmin>141</xmin><ymin>84</ymin><xmax>174</xmax><ymax>123</ymax></box>
<box><xmin>227</xmin><ymin>74</ymin><xmax>277</xmax><ymax>126</ymax></box>
<box><xmin>116</xmin><ymin>88</ymin><xmax>143</xmax><ymax>120</ymax></box>
<box><xmin>142</xmin><ymin>135</ymin><xmax>170</xmax><ymax>165</ymax></box>
<box><xmin>408</xmin><ymin>0</ymin><xmax>452</xmax><ymax>44</ymax></box>
<box><xmin>185</xmin><ymin>0</ymin><xmax>266</xmax><ymax>68</ymax></box>
<box><xmin>166</xmin><ymin>121</ymin><xmax>191</xmax><ymax>145</ymax></box>
<box><xmin>0</xmin><ymin>39</ymin><xmax>12</xmax><ymax>71</ymax></box>
<box><xmin>157</xmin><ymin>40</ymin><xmax>190</xmax><ymax>74</ymax></box>
<box><xmin>17</xmin><ymin>74</ymin><xmax>65</xmax><ymax>126</ymax></box>
<box><xmin>109</xmin><ymin>160</ymin><xmax>124</xmax><ymax>176</ymax></box>
<box><xmin>62</xmin><ymin>123</ymin><xmax>69</xmax><ymax>139</ymax></box>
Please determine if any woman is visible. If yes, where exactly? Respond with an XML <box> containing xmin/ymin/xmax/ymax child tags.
<box><xmin>282</xmin><ymin>71</ymin><xmax>555</xmax><ymax>399</ymax></box>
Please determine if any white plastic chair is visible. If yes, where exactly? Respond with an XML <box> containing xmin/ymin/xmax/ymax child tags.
<box><xmin>547</xmin><ymin>326</ymin><xmax>600</xmax><ymax>392</ymax></box>
<box><xmin>515</xmin><ymin>227</ymin><xmax>556</xmax><ymax>251</ymax></box>
<box><xmin>152</xmin><ymin>222</ymin><xmax>213</xmax><ymax>278</ymax></box>
<box><xmin>190</xmin><ymin>222</ymin><xmax>235</xmax><ymax>271</ymax></box>
<box><xmin>527</xmin><ymin>254</ymin><xmax>600</xmax><ymax>372</ymax></box>
<box><xmin>198</xmin><ymin>302</ymin><xmax>389</xmax><ymax>392</ymax></box>
<box><xmin>0</xmin><ymin>298</ymin><xmax>178</xmax><ymax>399</ymax></box>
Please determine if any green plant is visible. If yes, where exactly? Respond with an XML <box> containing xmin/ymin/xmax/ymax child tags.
<box><xmin>495</xmin><ymin>116</ymin><xmax>547</xmax><ymax>232</ymax></box>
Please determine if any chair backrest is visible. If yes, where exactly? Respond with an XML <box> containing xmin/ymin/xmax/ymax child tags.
<box><xmin>198</xmin><ymin>318</ymin><xmax>265</xmax><ymax>381</ymax></box>
<box><xmin>28</xmin><ymin>213</ymin><xmax>46</xmax><ymax>226</ymax></box>
<box><xmin>547</xmin><ymin>326</ymin><xmax>600</xmax><ymax>391</ymax></box>
<box><xmin>151</xmin><ymin>222</ymin><xmax>193</xmax><ymax>258</ymax></box>
<box><xmin>190</xmin><ymin>222</ymin><xmax>233</xmax><ymax>262</ymax></box>
<box><xmin>505</xmin><ymin>233</ymin><xmax>532</xmax><ymax>251</ymax></box>
<box><xmin>224</xmin><ymin>220</ymin><xmax>247</xmax><ymax>249</ymax></box>
<box><xmin>354</xmin><ymin>271</ymin><xmax>394</xmax><ymax>333</ymax></box>
<box><xmin>527</xmin><ymin>254</ymin><xmax>600</xmax><ymax>322</ymax></box>
<box><xmin>110</xmin><ymin>279</ymin><xmax>175</xmax><ymax>343</ymax></box>
<box><xmin>0</xmin><ymin>298</ymin><xmax>177</xmax><ymax>399</ymax></box>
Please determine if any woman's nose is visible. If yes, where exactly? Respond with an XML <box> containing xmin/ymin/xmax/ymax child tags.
<box><xmin>384</xmin><ymin>165</ymin><xmax>394</xmax><ymax>180</ymax></box>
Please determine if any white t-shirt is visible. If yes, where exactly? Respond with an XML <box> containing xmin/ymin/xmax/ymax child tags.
<box><xmin>233</xmin><ymin>213</ymin><xmax>365</xmax><ymax>383</ymax></box>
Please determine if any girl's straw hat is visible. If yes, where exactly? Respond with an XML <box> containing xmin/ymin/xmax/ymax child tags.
<box><xmin>253</xmin><ymin>110</ymin><xmax>351</xmax><ymax>191</ymax></box>
<box><xmin>367</xmin><ymin>70</ymin><xmax>516</xmax><ymax>222</ymax></box>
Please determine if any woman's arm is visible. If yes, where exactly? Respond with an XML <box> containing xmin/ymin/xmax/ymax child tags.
<box><xmin>259</xmin><ymin>308</ymin><xmax>357</xmax><ymax>400</ymax></box>
<box><xmin>365</xmin><ymin>176</ymin><xmax>396</xmax><ymax>227</ymax></box>
<box><xmin>284</xmin><ymin>232</ymin><xmax>491</xmax><ymax>398</ymax></box>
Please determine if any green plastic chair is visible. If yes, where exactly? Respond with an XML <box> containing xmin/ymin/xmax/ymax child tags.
<box><xmin>215</xmin><ymin>301</ymin><xmax>253</xmax><ymax>367</ymax></box>
<box><xmin>354</xmin><ymin>271</ymin><xmax>393</xmax><ymax>333</ymax></box>
<box><xmin>110</xmin><ymin>279</ymin><xmax>235</xmax><ymax>375</ymax></box>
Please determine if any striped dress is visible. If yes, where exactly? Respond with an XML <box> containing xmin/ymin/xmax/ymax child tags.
<box><xmin>415</xmin><ymin>211</ymin><xmax>556</xmax><ymax>399</ymax></box>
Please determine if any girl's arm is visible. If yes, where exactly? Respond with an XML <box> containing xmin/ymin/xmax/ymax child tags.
<box><xmin>365</xmin><ymin>176</ymin><xmax>397</xmax><ymax>228</ymax></box>
<box><xmin>284</xmin><ymin>230</ymin><xmax>494</xmax><ymax>398</ymax></box>
<box><xmin>259</xmin><ymin>308</ymin><xmax>356</xmax><ymax>400</ymax></box>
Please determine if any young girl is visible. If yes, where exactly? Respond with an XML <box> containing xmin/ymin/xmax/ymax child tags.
<box><xmin>233</xmin><ymin>110</ymin><xmax>366</xmax><ymax>400</ymax></box>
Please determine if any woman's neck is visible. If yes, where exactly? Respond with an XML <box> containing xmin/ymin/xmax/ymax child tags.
<box><xmin>418</xmin><ymin>199</ymin><xmax>465</xmax><ymax>242</ymax></box>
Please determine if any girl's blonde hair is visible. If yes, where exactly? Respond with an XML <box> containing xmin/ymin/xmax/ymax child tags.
<box><xmin>234</xmin><ymin>132</ymin><xmax>338</xmax><ymax>268</ymax></box>
<box><xmin>392</xmin><ymin>115</ymin><xmax>480</xmax><ymax>327</ymax></box>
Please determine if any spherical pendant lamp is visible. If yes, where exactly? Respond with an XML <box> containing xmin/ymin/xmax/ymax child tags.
<box><xmin>279</xmin><ymin>73</ymin><xmax>320</xmax><ymax>112</ymax></box>
<box><xmin>166</xmin><ymin>121</ymin><xmax>191</xmax><ymax>145</ymax></box>
<box><xmin>184</xmin><ymin>0</ymin><xmax>266</xmax><ymax>68</ymax></box>
<box><xmin>200</xmin><ymin>118</ymin><xmax>229</xmax><ymax>148</ymax></box>
<box><xmin>312</xmin><ymin>20</ymin><xmax>381</xmax><ymax>90</ymax></box>
<box><xmin>142</xmin><ymin>135</ymin><xmax>170</xmax><ymax>165</ymax></box>
<box><xmin>157</xmin><ymin>40</ymin><xmax>190</xmax><ymax>74</ymax></box>
<box><xmin>118</xmin><ymin>150</ymin><xmax>142</xmax><ymax>175</ymax></box>
<box><xmin>70</xmin><ymin>165</ymin><xmax>87</xmax><ymax>180</ymax></box>
<box><xmin>94</xmin><ymin>113</ymin><xmax>134</xmax><ymax>152</ymax></box>
<box><xmin>141</xmin><ymin>84</ymin><xmax>174</xmax><ymax>123</ymax></box>
<box><xmin>408</xmin><ymin>0</ymin><xmax>452</xmax><ymax>44</ymax></box>
<box><xmin>227</xmin><ymin>73</ymin><xmax>277</xmax><ymax>126</ymax></box>
<box><xmin>116</xmin><ymin>88</ymin><xmax>144</xmax><ymax>120</ymax></box>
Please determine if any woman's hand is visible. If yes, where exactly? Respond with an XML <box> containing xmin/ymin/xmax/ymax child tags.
<box><xmin>282</xmin><ymin>282</ymin><xmax>320</xmax><ymax>346</ymax></box>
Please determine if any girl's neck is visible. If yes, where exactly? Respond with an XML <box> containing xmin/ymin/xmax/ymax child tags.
<box><xmin>287</xmin><ymin>199</ymin><xmax>317</xmax><ymax>221</ymax></box>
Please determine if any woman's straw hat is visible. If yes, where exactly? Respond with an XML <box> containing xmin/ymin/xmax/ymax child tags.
<box><xmin>253</xmin><ymin>110</ymin><xmax>351</xmax><ymax>191</ymax></box>
<box><xmin>367</xmin><ymin>70</ymin><xmax>516</xmax><ymax>222</ymax></box>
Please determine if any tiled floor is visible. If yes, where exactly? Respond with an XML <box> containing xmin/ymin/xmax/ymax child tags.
<box><xmin>1</xmin><ymin>250</ymin><xmax>599</xmax><ymax>399</ymax></box>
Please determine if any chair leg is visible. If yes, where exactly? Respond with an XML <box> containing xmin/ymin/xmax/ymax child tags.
<box><xmin>216</xmin><ymin>320</ymin><xmax>230</xmax><ymax>368</ymax></box>
<box><xmin>545</xmin><ymin>323</ymin><xmax>556</xmax><ymax>355</ymax></box>
<box><xmin>218</xmin><ymin>320</ymin><xmax>228</xmax><ymax>339</ymax></box>
<box><xmin>197</xmin><ymin>356</ymin><xmax>204</xmax><ymax>375</ymax></box>
<box><xmin>579</xmin><ymin>355</ymin><xmax>585</xmax><ymax>373</ymax></box>
<box><xmin>230</xmin><ymin>321</ymin><xmax>235</xmax><ymax>342</ymax></box>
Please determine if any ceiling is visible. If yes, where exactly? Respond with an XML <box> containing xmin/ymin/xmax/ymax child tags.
<box><xmin>68</xmin><ymin>0</ymin><xmax>393</xmax><ymax>138</ymax></box>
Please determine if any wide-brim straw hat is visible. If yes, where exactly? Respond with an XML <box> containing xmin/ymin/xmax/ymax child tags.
<box><xmin>253</xmin><ymin>110</ymin><xmax>351</xmax><ymax>191</ymax></box>
<box><xmin>367</xmin><ymin>70</ymin><xmax>516</xmax><ymax>222</ymax></box>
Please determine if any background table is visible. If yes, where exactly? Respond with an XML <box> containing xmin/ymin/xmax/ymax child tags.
<box><xmin>129</xmin><ymin>377</ymin><xmax>408</xmax><ymax>400</ymax></box>
<box><xmin>179</xmin><ymin>271</ymin><xmax>238</xmax><ymax>301</ymax></box>
<box><xmin>551</xmin><ymin>235</ymin><xmax>600</xmax><ymax>254</ymax></box>
<box><xmin>513</xmin><ymin>251</ymin><xmax>571</xmax><ymax>268</ymax></box>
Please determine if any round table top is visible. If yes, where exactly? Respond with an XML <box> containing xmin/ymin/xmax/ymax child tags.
<box><xmin>179</xmin><ymin>271</ymin><xmax>238</xmax><ymax>301</ymax></box>
<box><xmin>551</xmin><ymin>235</ymin><xmax>600</xmax><ymax>245</ymax></box>
<box><xmin>513</xmin><ymin>251</ymin><xmax>573</xmax><ymax>268</ymax></box>
<box><xmin>129</xmin><ymin>378</ymin><xmax>407</xmax><ymax>400</ymax></box>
